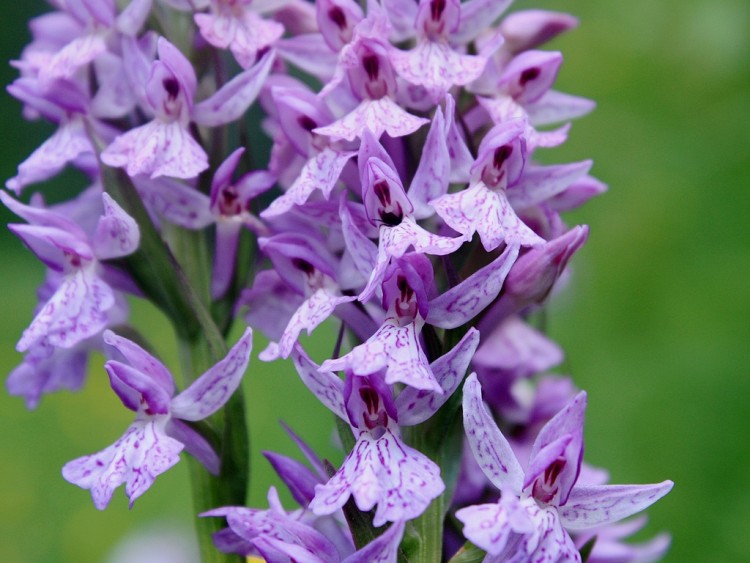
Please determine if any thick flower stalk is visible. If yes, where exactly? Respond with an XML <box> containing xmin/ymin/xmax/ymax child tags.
<box><xmin>5</xmin><ymin>1</ymin><xmax>672</xmax><ymax>562</ymax></box>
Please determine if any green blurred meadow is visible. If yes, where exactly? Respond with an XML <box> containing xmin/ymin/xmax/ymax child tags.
<box><xmin>1</xmin><ymin>1</ymin><xmax>749</xmax><ymax>561</ymax></box>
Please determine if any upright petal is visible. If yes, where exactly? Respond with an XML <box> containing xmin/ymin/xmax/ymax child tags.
<box><xmin>462</xmin><ymin>373</ymin><xmax>524</xmax><ymax>494</ymax></box>
<box><xmin>170</xmin><ymin>328</ymin><xmax>253</xmax><ymax>421</ymax></box>
<box><xmin>93</xmin><ymin>193</ymin><xmax>140</xmax><ymax>260</ymax></box>
<box><xmin>290</xmin><ymin>345</ymin><xmax>347</xmax><ymax>421</ymax></box>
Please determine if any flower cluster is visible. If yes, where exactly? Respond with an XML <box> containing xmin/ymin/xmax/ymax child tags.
<box><xmin>5</xmin><ymin>0</ymin><xmax>672</xmax><ymax>561</ymax></box>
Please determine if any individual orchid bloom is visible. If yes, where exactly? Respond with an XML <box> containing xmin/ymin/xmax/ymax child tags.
<box><xmin>1</xmin><ymin>191</ymin><xmax>139</xmax><ymax>353</ymax></box>
<box><xmin>256</xmin><ymin>233</ymin><xmax>356</xmax><ymax>360</ymax></box>
<box><xmin>354</xmin><ymin>132</ymin><xmax>466</xmax><ymax>301</ymax></box>
<box><xmin>194</xmin><ymin>0</ymin><xmax>285</xmax><ymax>69</ymax></box>
<box><xmin>314</xmin><ymin>35</ymin><xmax>429</xmax><ymax>141</ymax></box>
<box><xmin>292</xmin><ymin>348</ymin><xmax>451</xmax><ymax>526</ymax></box>
<box><xmin>260</xmin><ymin>85</ymin><xmax>356</xmax><ymax>218</ymax></box>
<box><xmin>389</xmin><ymin>0</ymin><xmax>494</xmax><ymax>102</ymax></box>
<box><xmin>321</xmin><ymin>254</ymin><xmax>445</xmax><ymax>393</ymax></box>
<box><xmin>204</xmin><ymin>486</ymin><xmax>406</xmax><ymax>562</ymax></box>
<box><xmin>431</xmin><ymin>120</ymin><xmax>545</xmax><ymax>251</ymax></box>
<box><xmin>19</xmin><ymin>0</ymin><xmax>115</xmax><ymax>86</ymax></box>
<box><xmin>208</xmin><ymin>147</ymin><xmax>275</xmax><ymax>298</ymax></box>
<box><xmin>477</xmin><ymin>225</ymin><xmax>589</xmax><ymax>335</ymax></box>
<box><xmin>5</xmin><ymin>77</ymin><xmax>108</xmax><ymax>194</ymax></box>
<box><xmin>101</xmin><ymin>37</ymin><xmax>207</xmax><ymax>179</ymax></box>
<box><xmin>62</xmin><ymin>328</ymin><xmax>253</xmax><ymax>509</ymax></box>
<box><xmin>102</xmin><ymin>38</ymin><xmax>274</xmax><ymax>179</ymax></box>
<box><xmin>457</xmin><ymin>373</ymin><xmax>673</xmax><ymax>560</ymax></box>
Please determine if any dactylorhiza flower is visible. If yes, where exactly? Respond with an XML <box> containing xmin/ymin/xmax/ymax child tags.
<box><xmin>292</xmin><ymin>327</ymin><xmax>480</xmax><ymax>526</ymax></box>
<box><xmin>458</xmin><ymin>373</ymin><xmax>673</xmax><ymax>561</ymax></box>
<box><xmin>62</xmin><ymin>328</ymin><xmax>253</xmax><ymax>509</ymax></box>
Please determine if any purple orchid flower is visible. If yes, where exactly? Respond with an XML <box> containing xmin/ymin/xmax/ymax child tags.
<box><xmin>457</xmin><ymin>373</ymin><xmax>673</xmax><ymax>560</ymax></box>
<box><xmin>291</xmin><ymin>328</ymin><xmax>478</xmax><ymax>525</ymax></box>
<box><xmin>431</xmin><ymin>119</ymin><xmax>546</xmax><ymax>252</ymax></box>
<box><xmin>255</xmin><ymin>233</ymin><xmax>356</xmax><ymax>360</ymax></box>
<box><xmin>102</xmin><ymin>38</ymin><xmax>274</xmax><ymax>179</ymax></box>
<box><xmin>204</xmin><ymin>486</ymin><xmax>405</xmax><ymax>562</ymax></box>
<box><xmin>260</xmin><ymin>84</ymin><xmax>356</xmax><ymax>218</ymax></box>
<box><xmin>62</xmin><ymin>328</ymin><xmax>253</xmax><ymax>509</ymax></box>
<box><xmin>208</xmin><ymin>147</ymin><xmax>274</xmax><ymax>298</ymax></box>
<box><xmin>194</xmin><ymin>0</ymin><xmax>285</xmax><ymax>69</ymax></box>
<box><xmin>389</xmin><ymin>0</ymin><xmax>497</xmax><ymax>102</ymax></box>
<box><xmin>351</xmin><ymin>130</ymin><xmax>466</xmax><ymax>301</ymax></box>
<box><xmin>1</xmin><ymin>191</ymin><xmax>139</xmax><ymax>353</ymax></box>
<box><xmin>314</xmin><ymin>22</ymin><xmax>430</xmax><ymax>141</ymax></box>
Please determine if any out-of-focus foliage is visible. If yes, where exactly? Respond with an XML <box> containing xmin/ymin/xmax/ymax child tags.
<box><xmin>0</xmin><ymin>1</ymin><xmax>748</xmax><ymax>561</ymax></box>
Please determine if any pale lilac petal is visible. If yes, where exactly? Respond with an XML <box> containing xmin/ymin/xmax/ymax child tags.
<box><xmin>132</xmin><ymin>176</ymin><xmax>213</xmax><ymax>229</ymax></box>
<box><xmin>396</xmin><ymin>328</ymin><xmax>480</xmax><ymax>425</ymax></box>
<box><xmin>101</xmin><ymin>120</ymin><xmax>209</xmax><ymax>180</ymax></box>
<box><xmin>7</xmin><ymin>343</ymin><xmax>88</xmax><ymax>409</ymax></box>
<box><xmin>8</xmin><ymin>224</ymin><xmax>91</xmax><ymax>272</ymax></box>
<box><xmin>166</xmin><ymin>419</ymin><xmax>220</xmax><ymax>475</ymax></box>
<box><xmin>263</xmin><ymin>451</ymin><xmax>320</xmax><ymax>505</ymax></box>
<box><xmin>18</xmin><ymin>267</ymin><xmax>115</xmax><ymax>352</ymax></box>
<box><xmin>408</xmin><ymin>105</ymin><xmax>449</xmax><ymax>219</ymax></box>
<box><xmin>462</xmin><ymin>373</ymin><xmax>524</xmax><ymax>494</ymax></box>
<box><xmin>309</xmin><ymin>428</ymin><xmax>444</xmax><ymax>526</ymax></box>
<box><xmin>427</xmin><ymin>243</ymin><xmax>519</xmax><ymax>329</ymax></box>
<box><xmin>526</xmin><ymin>90</ymin><xmax>596</xmax><ymax>127</ymax></box>
<box><xmin>62</xmin><ymin>419</ymin><xmax>183</xmax><ymax>509</ymax></box>
<box><xmin>523</xmin><ymin>434</ymin><xmax>574</xmax><ymax>494</ymax></box>
<box><xmin>391</xmin><ymin>42</ymin><xmax>486</xmax><ymax>100</ymax></box>
<box><xmin>499</xmin><ymin>10</ymin><xmax>579</xmax><ymax>55</ymax></box>
<box><xmin>157</xmin><ymin>37</ymin><xmax>197</xmax><ymax>102</ymax></box>
<box><xmin>192</xmin><ymin>51</ymin><xmax>275</xmax><ymax>127</ymax></box>
<box><xmin>105</xmin><ymin>360</ymin><xmax>172</xmax><ymax>414</ymax></box>
<box><xmin>38</xmin><ymin>33</ymin><xmax>107</xmax><ymax>85</ymax></box>
<box><xmin>547</xmin><ymin>174</ymin><xmax>608</xmax><ymax>212</ymax></box>
<box><xmin>276</xmin><ymin>290</ymin><xmax>356</xmax><ymax>359</ymax></box>
<box><xmin>473</xmin><ymin>316</ymin><xmax>563</xmax><ymax>375</ymax></box>
<box><xmin>231</xmin><ymin>12</ymin><xmax>284</xmax><ymax>69</ymax></box>
<box><xmin>343</xmin><ymin>520</ymin><xmax>405</xmax><ymax>563</ymax></box>
<box><xmin>91</xmin><ymin>52</ymin><xmax>138</xmax><ymax>118</ymax></box>
<box><xmin>339</xmin><ymin>198</ymin><xmax>378</xmax><ymax>288</ymax></box>
<box><xmin>313</xmin><ymin>98</ymin><xmax>429</xmax><ymax>142</ymax></box>
<box><xmin>322</xmin><ymin>319</ymin><xmax>442</xmax><ymax>393</ymax></box>
<box><xmin>275</xmin><ymin>34</ymin><xmax>338</xmax><ymax>81</ymax></box>
<box><xmin>289</xmin><ymin>344</ymin><xmax>347</xmax><ymax>421</ymax></box>
<box><xmin>261</xmin><ymin>148</ymin><xmax>355</xmax><ymax>218</ymax></box>
<box><xmin>560</xmin><ymin>481</ymin><xmax>674</xmax><ymax>530</ymax></box>
<box><xmin>455</xmin><ymin>502</ymin><xmax>518</xmax><ymax>556</ymax></box>
<box><xmin>431</xmin><ymin>183</ymin><xmax>544</xmax><ymax>251</ymax></box>
<box><xmin>241</xmin><ymin>270</ymin><xmax>303</xmax><ymax>342</ymax></box>
<box><xmin>170</xmin><ymin>328</ymin><xmax>253</xmax><ymax>421</ymax></box>
<box><xmin>93</xmin><ymin>193</ymin><xmax>140</xmax><ymax>260</ymax></box>
<box><xmin>509</xmin><ymin>160</ymin><xmax>593</xmax><ymax>209</ymax></box>
<box><xmin>444</xmin><ymin>94</ymin><xmax>474</xmax><ymax>183</ymax></box>
<box><xmin>116</xmin><ymin>0</ymin><xmax>153</xmax><ymax>35</ymax></box>
<box><xmin>453</xmin><ymin>0</ymin><xmax>514</xmax><ymax>43</ymax></box>
<box><xmin>500</xmin><ymin>50</ymin><xmax>563</xmax><ymax>105</ymax></box>
<box><xmin>381</xmin><ymin>0</ymin><xmax>418</xmax><ymax>42</ymax></box>
<box><xmin>6</xmin><ymin>118</ymin><xmax>93</xmax><ymax>194</ymax></box>
<box><xmin>102</xmin><ymin>330</ymin><xmax>174</xmax><ymax>395</ymax></box>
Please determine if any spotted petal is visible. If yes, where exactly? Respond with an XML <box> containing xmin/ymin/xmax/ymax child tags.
<box><xmin>62</xmin><ymin>418</ymin><xmax>183</xmax><ymax>509</ymax></box>
<box><xmin>309</xmin><ymin>427</ymin><xmax>444</xmax><ymax>526</ymax></box>
<box><xmin>313</xmin><ymin>98</ymin><xmax>429</xmax><ymax>142</ymax></box>
<box><xmin>169</xmin><ymin>329</ymin><xmax>252</xmax><ymax>421</ymax></box>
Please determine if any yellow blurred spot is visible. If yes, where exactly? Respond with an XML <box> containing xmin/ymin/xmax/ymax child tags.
<box><xmin>247</xmin><ymin>557</ymin><xmax>266</xmax><ymax>563</ymax></box>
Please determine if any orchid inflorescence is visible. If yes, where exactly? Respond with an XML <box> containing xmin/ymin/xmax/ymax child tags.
<box><xmin>5</xmin><ymin>0</ymin><xmax>673</xmax><ymax>561</ymax></box>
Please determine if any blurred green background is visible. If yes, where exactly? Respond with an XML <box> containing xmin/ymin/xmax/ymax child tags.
<box><xmin>1</xmin><ymin>1</ymin><xmax>749</xmax><ymax>561</ymax></box>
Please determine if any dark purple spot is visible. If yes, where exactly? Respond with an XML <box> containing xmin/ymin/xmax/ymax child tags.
<box><xmin>292</xmin><ymin>258</ymin><xmax>316</xmax><ymax>276</ymax></box>
<box><xmin>362</xmin><ymin>54</ymin><xmax>380</xmax><ymax>82</ymax></box>
<box><xmin>519</xmin><ymin>67</ymin><xmax>540</xmax><ymax>86</ymax></box>
<box><xmin>328</xmin><ymin>6</ymin><xmax>347</xmax><ymax>30</ymax></box>
<box><xmin>493</xmin><ymin>145</ymin><xmax>513</xmax><ymax>170</ymax></box>
<box><xmin>297</xmin><ymin>115</ymin><xmax>318</xmax><ymax>132</ymax></box>
<box><xmin>373</xmin><ymin>180</ymin><xmax>391</xmax><ymax>207</ymax></box>
<box><xmin>430</xmin><ymin>0</ymin><xmax>446</xmax><ymax>21</ymax></box>
<box><xmin>397</xmin><ymin>275</ymin><xmax>414</xmax><ymax>302</ymax></box>
<box><xmin>163</xmin><ymin>78</ymin><xmax>179</xmax><ymax>99</ymax></box>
